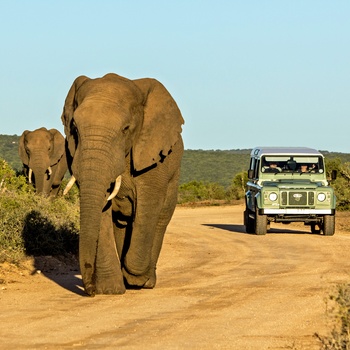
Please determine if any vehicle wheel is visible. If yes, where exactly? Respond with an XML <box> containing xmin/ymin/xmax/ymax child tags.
<box><xmin>323</xmin><ymin>215</ymin><xmax>335</xmax><ymax>236</ymax></box>
<box><xmin>255</xmin><ymin>211</ymin><xmax>267</xmax><ymax>235</ymax></box>
<box><xmin>244</xmin><ymin>209</ymin><xmax>255</xmax><ymax>234</ymax></box>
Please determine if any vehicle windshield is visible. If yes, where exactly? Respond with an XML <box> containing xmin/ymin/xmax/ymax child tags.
<box><xmin>261</xmin><ymin>155</ymin><xmax>324</xmax><ymax>174</ymax></box>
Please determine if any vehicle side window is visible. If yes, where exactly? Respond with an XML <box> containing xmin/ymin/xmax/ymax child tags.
<box><xmin>254</xmin><ymin>159</ymin><xmax>260</xmax><ymax>178</ymax></box>
<box><xmin>249</xmin><ymin>157</ymin><xmax>255</xmax><ymax>171</ymax></box>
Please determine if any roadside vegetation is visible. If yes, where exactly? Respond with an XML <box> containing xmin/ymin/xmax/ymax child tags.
<box><xmin>0</xmin><ymin>159</ymin><xmax>79</xmax><ymax>264</ymax></box>
<box><xmin>315</xmin><ymin>283</ymin><xmax>350</xmax><ymax>349</ymax></box>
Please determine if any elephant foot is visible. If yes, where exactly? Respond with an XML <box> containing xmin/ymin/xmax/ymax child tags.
<box><xmin>122</xmin><ymin>267</ymin><xmax>157</xmax><ymax>289</ymax></box>
<box><xmin>142</xmin><ymin>269</ymin><xmax>157</xmax><ymax>289</ymax></box>
<box><xmin>84</xmin><ymin>283</ymin><xmax>96</xmax><ymax>297</ymax></box>
<box><xmin>95</xmin><ymin>275</ymin><xmax>126</xmax><ymax>295</ymax></box>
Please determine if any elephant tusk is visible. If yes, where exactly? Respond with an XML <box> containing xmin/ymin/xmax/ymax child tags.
<box><xmin>28</xmin><ymin>168</ymin><xmax>33</xmax><ymax>184</ymax></box>
<box><xmin>47</xmin><ymin>166</ymin><xmax>52</xmax><ymax>176</ymax></box>
<box><xmin>63</xmin><ymin>175</ymin><xmax>76</xmax><ymax>195</ymax></box>
<box><xmin>107</xmin><ymin>175</ymin><xmax>122</xmax><ymax>201</ymax></box>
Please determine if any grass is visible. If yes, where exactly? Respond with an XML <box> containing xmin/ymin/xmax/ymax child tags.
<box><xmin>315</xmin><ymin>283</ymin><xmax>350</xmax><ymax>349</ymax></box>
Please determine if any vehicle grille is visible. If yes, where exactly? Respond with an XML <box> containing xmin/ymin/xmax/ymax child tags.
<box><xmin>281</xmin><ymin>191</ymin><xmax>314</xmax><ymax>206</ymax></box>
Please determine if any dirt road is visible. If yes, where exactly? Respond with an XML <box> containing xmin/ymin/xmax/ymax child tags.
<box><xmin>1</xmin><ymin>205</ymin><xmax>350</xmax><ymax>349</ymax></box>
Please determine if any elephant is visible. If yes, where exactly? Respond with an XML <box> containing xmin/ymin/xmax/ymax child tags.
<box><xmin>19</xmin><ymin>127</ymin><xmax>68</xmax><ymax>197</ymax></box>
<box><xmin>61</xmin><ymin>73</ymin><xmax>184</xmax><ymax>296</ymax></box>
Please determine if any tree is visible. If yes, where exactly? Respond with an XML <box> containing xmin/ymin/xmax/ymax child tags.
<box><xmin>227</xmin><ymin>171</ymin><xmax>248</xmax><ymax>200</ymax></box>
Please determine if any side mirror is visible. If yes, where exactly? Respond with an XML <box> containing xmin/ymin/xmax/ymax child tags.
<box><xmin>331</xmin><ymin>170</ymin><xmax>337</xmax><ymax>181</ymax></box>
<box><xmin>248</xmin><ymin>169</ymin><xmax>254</xmax><ymax>179</ymax></box>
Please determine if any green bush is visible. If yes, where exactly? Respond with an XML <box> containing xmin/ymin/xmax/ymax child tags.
<box><xmin>0</xmin><ymin>158</ymin><xmax>32</xmax><ymax>194</ymax></box>
<box><xmin>178</xmin><ymin>180</ymin><xmax>227</xmax><ymax>204</ymax></box>
<box><xmin>0</xmin><ymin>158</ymin><xmax>79</xmax><ymax>264</ymax></box>
<box><xmin>178</xmin><ymin>171</ymin><xmax>248</xmax><ymax>204</ymax></box>
<box><xmin>227</xmin><ymin>171</ymin><xmax>248</xmax><ymax>200</ymax></box>
<box><xmin>315</xmin><ymin>283</ymin><xmax>350</xmax><ymax>349</ymax></box>
<box><xmin>0</xmin><ymin>191</ymin><xmax>80</xmax><ymax>263</ymax></box>
<box><xmin>58</xmin><ymin>177</ymin><xmax>80</xmax><ymax>204</ymax></box>
<box><xmin>326</xmin><ymin>158</ymin><xmax>350</xmax><ymax>211</ymax></box>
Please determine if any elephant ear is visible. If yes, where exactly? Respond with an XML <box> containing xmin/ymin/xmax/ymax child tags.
<box><xmin>132</xmin><ymin>78</ymin><xmax>184</xmax><ymax>172</ymax></box>
<box><xmin>19</xmin><ymin>130</ymin><xmax>30</xmax><ymax>165</ymax></box>
<box><xmin>49</xmin><ymin>129</ymin><xmax>65</xmax><ymax>165</ymax></box>
<box><xmin>61</xmin><ymin>75</ymin><xmax>90</xmax><ymax>157</ymax></box>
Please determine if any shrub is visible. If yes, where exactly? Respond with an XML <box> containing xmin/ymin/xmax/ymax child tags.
<box><xmin>332</xmin><ymin>162</ymin><xmax>350</xmax><ymax>211</ymax></box>
<box><xmin>58</xmin><ymin>177</ymin><xmax>80</xmax><ymax>204</ymax></box>
<box><xmin>178</xmin><ymin>180</ymin><xmax>226</xmax><ymax>204</ymax></box>
<box><xmin>0</xmin><ymin>158</ymin><xmax>79</xmax><ymax>264</ymax></box>
<box><xmin>315</xmin><ymin>283</ymin><xmax>350</xmax><ymax>349</ymax></box>
<box><xmin>0</xmin><ymin>158</ymin><xmax>33</xmax><ymax>194</ymax></box>
<box><xmin>227</xmin><ymin>171</ymin><xmax>248</xmax><ymax>200</ymax></box>
<box><xmin>0</xmin><ymin>191</ymin><xmax>80</xmax><ymax>263</ymax></box>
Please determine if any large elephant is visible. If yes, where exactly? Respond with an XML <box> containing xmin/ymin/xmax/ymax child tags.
<box><xmin>19</xmin><ymin>127</ymin><xmax>68</xmax><ymax>197</ymax></box>
<box><xmin>61</xmin><ymin>73</ymin><xmax>184</xmax><ymax>296</ymax></box>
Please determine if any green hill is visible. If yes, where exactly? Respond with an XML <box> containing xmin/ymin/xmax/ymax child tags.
<box><xmin>180</xmin><ymin>149</ymin><xmax>251</xmax><ymax>187</ymax></box>
<box><xmin>180</xmin><ymin>149</ymin><xmax>350</xmax><ymax>188</ymax></box>
<box><xmin>0</xmin><ymin>134</ymin><xmax>22</xmax><ymax>171</ymax></box>
<box><xmin>1</xmin><ymin>134</ymin><xmax>350</xmax><ymax>188</ymax></box>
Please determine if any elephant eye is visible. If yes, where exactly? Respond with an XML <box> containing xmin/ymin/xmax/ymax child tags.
<box><xmin>70</xmin><ymin>119</ymin><xmax>79</xmax><ymax>146</ymax></box>
<box><xmin>69</xmin><ymin>118</ymin><xmax>78</xmax><ymax>132</ymax></box>
<box><xmin>122</xmin><ymin>125</ymin><xmax>130</xmax><ymax>134</ymax></box>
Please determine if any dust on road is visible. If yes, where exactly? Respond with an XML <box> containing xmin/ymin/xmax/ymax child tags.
<box><xmin>1</xmin><ymin>205</ymin><xmax>350</xmax><ymax>349</ymax></box>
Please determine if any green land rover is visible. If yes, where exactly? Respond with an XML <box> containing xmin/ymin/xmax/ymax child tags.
<box><xmin>244</xmin><ymin>147</ymin><xmax>337</xmax><ymax>236</ymax></box>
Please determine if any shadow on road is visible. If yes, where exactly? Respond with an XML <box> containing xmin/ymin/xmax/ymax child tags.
<box><xmin>202</xmin><ymin>224</ymin><xmax>246</xmax><ymax>233</ymax></box>
<box><xmin>31</xmin><ymin>256</ymin><xmax>86</xmax><ymax>296</ymax></box>
<box><xmin>22</xmin><ymin>210</ymin><xmax>86</xmax><ymax>296</ymax></box>
<box><xmin>44</xmin><ymin>269</ymin><xmax>86</xmax><ymax>296</ymax></box>
<box><xmin>202</xmin><ymin>223</ymin><xmax>312</xmax><ymax>235</ymax></box>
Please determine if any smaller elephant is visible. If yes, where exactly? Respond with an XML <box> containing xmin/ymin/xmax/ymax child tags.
<box><xmin>19</xmin><ymin>127</ymin><xmax>68</xmax><ymax>197</ymax></box>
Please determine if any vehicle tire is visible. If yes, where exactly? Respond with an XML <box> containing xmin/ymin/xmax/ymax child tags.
<box><xmin>323</xmin><ymin>215</ymin><xmax>335</xmax><ymax>236</ymax></box>
<box><xmin>244</xmin><ymin>209</ymin><xmax>255</xmax><ymax>234</ymax></box>
<box><xmin>255</xmin><ymin>211</ymin><xmax>267</xmax><ymax>235</ymax></box>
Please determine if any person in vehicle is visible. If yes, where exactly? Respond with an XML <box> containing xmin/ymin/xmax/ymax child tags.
<box><xmin>300</xmin><ymin>164</ymin><xmax>309</xmax><ymax>173</ymax></box>
<box><xmin>264</xmin><ymin>162</ymin><xmax>281</xmax><ymax>173</ymax></box>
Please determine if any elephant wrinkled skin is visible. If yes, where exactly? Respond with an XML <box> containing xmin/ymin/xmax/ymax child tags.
<box><xmin>61</xmin><ymin>73</ymin><xmax>184</xmax><ymax>296</ymax></box>
<box><xmin>19</xmin><ymin>127</ymin><xmax>68</xmax><ymax>197</ymax></box>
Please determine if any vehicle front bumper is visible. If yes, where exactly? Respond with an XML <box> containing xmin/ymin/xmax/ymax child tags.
<box><xmin>259</xmin><ymin>208</ymin><xmax>335</xmax><ymax>215</ymax></box>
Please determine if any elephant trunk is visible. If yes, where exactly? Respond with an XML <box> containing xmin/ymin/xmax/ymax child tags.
<box><xmin>77</xmin><ymin>151</ymin><xmax>124</xmax><ymax>296</ymax></box>
<box><xmin>28</xmin><ymin>157</ymin><xmax>52</xmax><ymax>196</ymax></box>
<box><xmin>78</xmin><ymin>177</ymin><xmax>107</xmax><ymax>296</ymax></box>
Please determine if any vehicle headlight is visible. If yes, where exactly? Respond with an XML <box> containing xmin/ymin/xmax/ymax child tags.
<box><xmin>317</xmin><ymin>193</ymin><xmax>326</xmax><ymax>202</ymax></box>
<box><xmin>269</xmin><ymin>192</ymin><xmax>278</xmax><ymax>201</ymax></box>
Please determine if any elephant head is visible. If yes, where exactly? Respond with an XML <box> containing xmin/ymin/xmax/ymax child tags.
<box><xmin>19</xmin><ymin>127</ymin><xmax>67</xmax><ymax>197</ymax></box>
<box><xmin>61</xmin><ymin>73</ymin><xmax>184</xmax><ymax>295</ymax></box>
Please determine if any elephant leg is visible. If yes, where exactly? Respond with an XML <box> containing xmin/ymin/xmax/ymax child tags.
<box><xmin>51</xmin><ymin>162</ymin><xmax>67</xmax><ymax>197</ymax></box>
<box><xmin>95</xmin><ymin>205</ymin><xmax>126</xmax><ymax>294</ymax></box>
<box><xmin>122</xmin><ymin>175</ymin><xmax>179</xmax><ymax>287</ymax></box>
<box><xmin>113</xmin><ymin>223</ymin><xmax>130</xmax><ymax>264</ymax></box>
<box><xmin>122</xmin><ymin>189</ymin><xmax>164</xmax><ymax>287</ymax></box>
<box><xmin>122</xmin><ymin>144</ymin><xmax>182</xmax><ymax>288</ymax></box>
<box><xmin>112</xmin><ymin>194</ymin><xmax>134</xmax><ymax>263</ymax></box>
<box><xmin>143</xmin><ymin>168</ymin><xmax>180</xmax><ymax>289</ymax></box>
<box><xmin>113</xmin><ymin>225</ymin><xmax>125</xmax><ymax>261</ymax></box>
<box><xmin>50</xmin><ymin>184</ymin><xmax>60</xmax><ymax>197</ymax></box>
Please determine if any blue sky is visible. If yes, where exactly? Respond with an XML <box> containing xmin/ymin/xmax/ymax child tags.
<box><xmin>1</xmin><ymin>1</ymin><xmax>349</xmax><ymax>152</ymax></box>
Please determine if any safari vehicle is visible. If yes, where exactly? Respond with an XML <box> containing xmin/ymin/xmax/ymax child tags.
<box><xmin>244</xmin><ymin>147</ymin><xmax>336</xmax><ymax>236</ymax></box>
